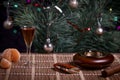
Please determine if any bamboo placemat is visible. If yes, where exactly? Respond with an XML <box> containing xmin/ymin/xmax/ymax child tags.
<box><xmin>0</xmin><ymin>53</ymin><xmax>120</xmax><ymax>80</ymax></box>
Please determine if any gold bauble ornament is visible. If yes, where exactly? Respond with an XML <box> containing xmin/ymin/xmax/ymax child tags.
<box><xmin>69</xmin><ymin>0</ymin><xmax>79</xmax><ymax>8</ymax></box>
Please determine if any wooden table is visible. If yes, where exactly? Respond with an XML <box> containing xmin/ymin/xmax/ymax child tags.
<box><xmin>0</xmin><ymin>53</ymin><xmax>120</xmax><ymax>80</ymax></box>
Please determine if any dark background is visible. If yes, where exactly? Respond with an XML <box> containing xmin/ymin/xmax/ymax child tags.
<box><xmin>0</xmin><ymin>1</ymin><xmax>26</xmax><ymax>52</ymax></box>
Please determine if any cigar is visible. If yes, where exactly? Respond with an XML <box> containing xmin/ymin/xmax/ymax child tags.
<box><xmin>54</xmin><ymin>63</ymin><xmax>80</xmax><ymax>74</ymax></box>
<box><xmin>101</xmin><ymin>65</ymin><xmax>120</xmax><ymax>77</ymax></box>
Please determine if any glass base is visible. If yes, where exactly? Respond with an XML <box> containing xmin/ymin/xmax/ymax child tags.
<box><xmin>24</xmin><ymin>61</ymin><xmax>35</xmax><ymax>67</ymax></box>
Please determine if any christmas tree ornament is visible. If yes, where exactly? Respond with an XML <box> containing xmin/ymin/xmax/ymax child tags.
<box><xmin>4</xmin><ymin>2</ymin><xmax>13</xmax><ymax>29</ymax></box>
<box><xmin>96</xmin><ymin>17</ymin><xmax>103</xmax><ymax>35</ymax></box>
<box><xmin>54</xmin><ymin>6</ymin><xmax>64</xmax><ymax>16</ymax></box>
<box><xmin>26</xmin><ymin>0</ymin><xmax>31</xmax><ymax>4</ymax></box>
<box><xmin>114</xmin><ymin>16</ymin><xmax>118</xmax><ymax>21</ymax></box>
<box><xmin>33</xmin><ymin>3</ymin><xmax>40</xmax><ymax>7</ymax></box>
<box><xmin>43</xmin><ymin>5</ymin><xmax>55</xmax><ymax>53</ymax></box>
<box><xmin>96</xmin><ymin>27</ymin><xmax>103</xmax><ymax>35</ymax></box>
<box><xmin>37</xmin><ymin>8</ymin><xmax>41</xmax><ymax>12</ymax></box>
<box><xmin>109</xmin><ymin>8</ymin><xmax>112</xmax><ymax>13</ymax></box>
<box><xmin>117</xmin><ymin>26</ymin><xmax>120</xmax><ymax>30</ymax></box>
<box><xmin>14</xmin><ymin>4</ymin><xmax>18</xmax><ymax>8</ymax></box>
<box><xmin>69</xmin><ymin>0</ymin><xmax>79</xmax><ymax>8</ymax></box>
<box><xmin>3</xmin><ymin>19</ymin><xmax>13</xmax><ymax>29</ymax></box>
<box><xmin>44</xmin><ymin>38</ymin><xmax>53</xmax><ymax>53</ymax></box>
<box><xmin>84</xmin><ymin>27</ymin><xmax>91</xmax><ymax>31</ymax></box>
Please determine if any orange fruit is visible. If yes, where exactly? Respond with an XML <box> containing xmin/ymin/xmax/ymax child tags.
<box><xmin>2</xmin><ymin>48</ymin><xmax>21</xmax><ymax>63</ymax></box>
<box><xmin>0</xmin><ymin>58</ymin><xmax>11</xmax><ymax>69</ymax></box>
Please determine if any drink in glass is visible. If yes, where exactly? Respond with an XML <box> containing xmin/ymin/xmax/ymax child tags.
<box><xmin>21</xmin><ymin>26</ymin><xmax>35</xmax><ymax>65</ymax></box>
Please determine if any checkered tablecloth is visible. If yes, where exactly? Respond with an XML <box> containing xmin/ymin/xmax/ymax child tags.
<box><xmin>0</xmin><ymin>53</ymin><xmax>120</xmax><ymax>80</ymax></box>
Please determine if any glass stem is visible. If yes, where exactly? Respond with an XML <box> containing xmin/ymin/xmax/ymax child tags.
<box><xmin>26</xmin><ymin>45</ymin><xmax>31</xmax><ymax>63</ymax></box>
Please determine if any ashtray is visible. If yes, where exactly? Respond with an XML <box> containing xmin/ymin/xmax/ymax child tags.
<box><xmin>73</xmin><ymin>50</ymin><xmax>114</xmax><ymax>69</ymax></box>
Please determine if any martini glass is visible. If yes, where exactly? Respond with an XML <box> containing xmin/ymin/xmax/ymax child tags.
<box><xmin>21</xmin><ymin>26</ymin><xmax>35</xmax><ymax>65</ymax></box>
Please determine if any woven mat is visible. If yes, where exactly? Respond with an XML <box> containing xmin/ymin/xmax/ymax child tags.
<box><xmin>0</xmin><ymin>53</ymin><xmax>120</xmax><ymax>80</ymax></box>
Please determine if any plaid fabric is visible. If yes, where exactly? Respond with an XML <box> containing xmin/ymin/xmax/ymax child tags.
<box><xmin>0</xmin><ymin>53</ymin><xmax>120</xmax><ymax>80</ymax></box>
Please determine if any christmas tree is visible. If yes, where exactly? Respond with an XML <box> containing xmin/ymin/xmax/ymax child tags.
<box><xmin>5</xmin><ymin>0</ymin><xmax>120</xmax><ymax>53</ymax></box>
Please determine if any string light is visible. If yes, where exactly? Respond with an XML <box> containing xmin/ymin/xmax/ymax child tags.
<box><xmin>114</xmin><ymin>16</ymin><xmax>118</xmax><ymax>21</ymax></box>
<box><xmin>37</xmin><ymin>8</ymin><xmax>41</xmax><ymax>12</ymax></box>
<box><xmin>14</xmin><ymin>4</ymin><xmax>18</xmax><ymax>8</ymax></box>
<box><xmin>26</xmin><ymin>0</ymin><xmax>31</xmax><ymax>4</ymax></box>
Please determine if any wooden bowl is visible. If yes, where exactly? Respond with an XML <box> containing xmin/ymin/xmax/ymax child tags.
<box><xmin>73</xmin><ymin>51</ymin><xmax>114</xmax><ymax>69</ymax></box>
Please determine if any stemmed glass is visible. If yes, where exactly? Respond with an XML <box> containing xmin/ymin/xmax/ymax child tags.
<box><xmin>21</xmin><ymin>26</ymin><xmax>35</xmax><ymax>65</ymax></box>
